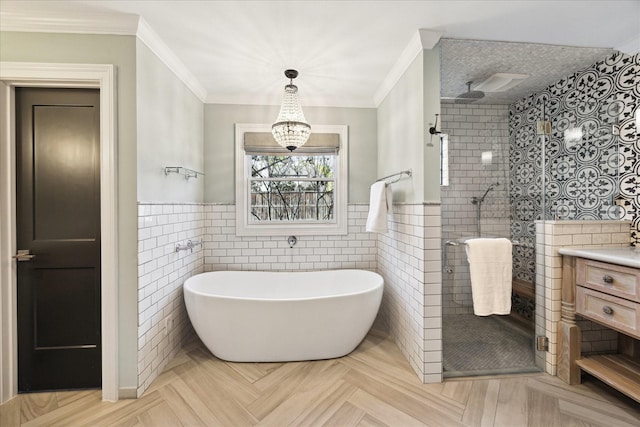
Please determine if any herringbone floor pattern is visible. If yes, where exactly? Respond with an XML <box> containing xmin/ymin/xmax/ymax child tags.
<box><xmin>2</xmin><ymin>329</ymin><xmax>639</xmax><ymax>426</ymax></box>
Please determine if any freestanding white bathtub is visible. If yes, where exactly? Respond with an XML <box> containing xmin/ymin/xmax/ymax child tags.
<box><xmin>183</xmin><ymin>269</ymin><xmax>383</xmax><ymax>362</ymax></box>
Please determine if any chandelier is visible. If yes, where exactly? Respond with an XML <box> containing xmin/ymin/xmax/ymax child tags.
<box><xmin>272</xmin><ymin>69</ymin><xmax>311</xmax><ymax>151</ymax></box>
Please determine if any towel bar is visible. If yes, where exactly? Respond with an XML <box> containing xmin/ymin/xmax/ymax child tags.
<box><xmin>165</xmin><ymin>166</ymin><xmax>205</xmax><ymax>180</ymax></box>
<box><xmin>445</xmin><ymin>239</ymin><xmax>532</xmax><ymax>249</ymax></box>
<box><xmin>374</xmin><ymin>169</ymin><xmax>412</xmax><ymax>184</ymax></box>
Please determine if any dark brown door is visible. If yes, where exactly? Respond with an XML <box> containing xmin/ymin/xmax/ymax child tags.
<box><xmin>16</xmin><ymin>87</ymin><xmax>101</xmax><ymax>392</ymax></box>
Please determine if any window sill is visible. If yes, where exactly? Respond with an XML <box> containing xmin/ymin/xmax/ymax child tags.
<box><xmin>235</xmin><ymin>221</ymin><xmax>348</xmax><ymax>237</ymax></box>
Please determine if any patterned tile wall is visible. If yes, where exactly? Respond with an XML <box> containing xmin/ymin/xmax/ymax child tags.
<box><xmin>510</xmin><ymin>52</ymin><xmax>640</xmax><ymax>284</ymax></box>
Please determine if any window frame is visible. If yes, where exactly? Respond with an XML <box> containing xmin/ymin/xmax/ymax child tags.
<box><xmin>235</xmin><ymin>123</ymin><xmax>348</xmax><ymax>236</ymax></box>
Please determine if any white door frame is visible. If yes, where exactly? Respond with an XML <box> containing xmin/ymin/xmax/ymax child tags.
<box><xmin>0</xmin><ymin>62</ymin><xmax>119</xmax><ymax>402</ymax></box>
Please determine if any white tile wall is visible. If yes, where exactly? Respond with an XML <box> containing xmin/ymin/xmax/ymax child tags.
<box><xmin>377</xmin><ymin>203</ymin><xmax>443</xmax><ymax>383</ymax></box>
<box><xmin>135</xmin><ymin>195</ymin><xmax>634</xmax><ymax>393</ymax></box>
<box><xmin>137</xmin><ymin>203</ymin><xmax>205</xmax><ymax>396</ymax></box>
<box><xmin>440</xmin><ymin>104</ymin><xmax>510</xmax><ymax>315</ymax></box>
<box><xmin>137</xmin><ymin>202</ymin><xmax>442</xmax><ymax>389</ymax></box>
<box><xmin>202</xmin><ymin>204</ymin><xmax>377</xmax><ymax>271</ymax></box>
<box><xmin>535</xmin><ymin>219</ymin><xmax>631</xmax><ymax>375</ymax></box>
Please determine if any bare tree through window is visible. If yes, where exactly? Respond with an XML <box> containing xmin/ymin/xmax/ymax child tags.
<box><xmin>250</xmin><ymin>155</ymin><xmax>335</xmax><ymax>222</ymax></box>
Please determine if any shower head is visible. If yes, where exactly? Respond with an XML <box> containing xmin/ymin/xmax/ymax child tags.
<box><xmin>455</xmin><ymin>81</ymin><xmax>485</xmax><ymax>104</ymax></box>
<box><xmin>475</xmin><ymin>181</ymin><xmax>500</xmax><ymax>204</ymax></box>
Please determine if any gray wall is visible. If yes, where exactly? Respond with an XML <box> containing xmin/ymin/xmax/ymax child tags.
<box><xmin>0</xmin><ymin>31</ymin><xmax>139</xmax><ymax>392</ymax></box>
<box><xmin>377</xmin><ymin>53</ymin><xmax>424</xmax><ymax>203</ymax></box>
<box><xmin>376</xmin><ymin>48</ymin><xmax>441</xmax><ymax>203</ymax></box>
<box><xmin>203</xmin><ymin>104</ymin><xmax>377</xmax><ymax>203</ymax></box>
<box><xmin>136</xmin><ymin>40</ymin><xmax>204</xmax><ymax>203</ymax></box>
<box><xmin>422</xmin><ymin>48</ymin><xmax>442</xmax><ymax>203</ymax></box>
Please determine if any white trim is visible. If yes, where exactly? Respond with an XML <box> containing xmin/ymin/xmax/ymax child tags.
<box><xmin>0</xmin><ymin>81</ymin><xmax>18</xmax><ymax>405</ymax></box>
<box><xmin>136</xmin><ymin>18</ymin><xmax>207</xmax><ymax>102</ymax></box>
<box><xmin>0</xmin><ymin>62</ymin><xmax>119</xmax><ymax>403</ymax></box>
<box><xmin>373</xmin><ymin>29</ymin><xmax>443</xmax><ymax>107</ymax></box>
<box><xmin>205</xmin><ymin>94</ymin><xmax>376</xmax><ymax>109</ymax></box>
<box><xmin>0</xmin><ymin>9</ymin><xmax>139</xmax><ymax>35</ymax></box>
<box><xmin>0</xmin><ymin>12</ymin><xmax>207</xmax><ymax>103</ymax></box>
<box><xmin>235</xmin><ymin>124</ymin><xmax>349</xmax><ymax>236</ymax></box>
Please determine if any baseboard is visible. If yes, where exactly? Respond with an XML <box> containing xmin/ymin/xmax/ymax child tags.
<box><xmin>118</xmin><ymin>387</ymin><xmax>138</xmax><ymax>400</ymax></box>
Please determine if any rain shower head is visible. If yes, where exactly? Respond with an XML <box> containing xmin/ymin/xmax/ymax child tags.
<box><xmin>455</xmin><ymin>81</ymin><xmax>485</xmax><ymax>104</ymax></box>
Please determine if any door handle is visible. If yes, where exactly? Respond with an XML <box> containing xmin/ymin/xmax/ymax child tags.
<box><xmin>12</xmin><ymin>249</ymin><xmax>35</xmax><ymax>262</ymax></box>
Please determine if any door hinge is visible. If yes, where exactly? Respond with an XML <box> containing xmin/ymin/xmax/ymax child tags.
<box><xmin>536</xmin><ymin>336</ymin><xmax>549</xmax><ymax>352</ymax></box>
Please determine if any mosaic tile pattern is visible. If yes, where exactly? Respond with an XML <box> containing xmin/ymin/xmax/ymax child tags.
<box><xmin>510</xmin><ymin>52</ymin><xmax>639</xmax><ymax>282</ymax></box>
<box><xmin>439</xmin><ymin>38</ymin><xmax>614</xmax><ymax>105</ymax></box>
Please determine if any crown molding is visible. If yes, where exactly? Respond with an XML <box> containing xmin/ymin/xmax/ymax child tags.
<box><xmin>0</xmin><ymin>9</ymin><xmax>140</xmax><ymax>34</ymax></box>
<box><xmin>205</xmin><ymin>93</ymin><xmax>375</xmax><ymax>108</ymax></box>
<box><xmin>373</xmin><ymin>29</ymin><xmax>443</xmax><ymax>107</ymax></box>
<box><xmin>136</xmin><ymin>19</ymin><xmax>207</xmax><ymax>102</ymax></box>
<box><xmin>1</xmin><ymin>11</ymin><xmax>207</xmax><ymax>102</ymax></box>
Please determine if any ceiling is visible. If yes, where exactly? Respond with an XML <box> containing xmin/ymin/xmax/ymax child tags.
<box><xmin>1</xmin><ymin>1</ymin><xmax>639</xmax><ymax>107</ymax></box>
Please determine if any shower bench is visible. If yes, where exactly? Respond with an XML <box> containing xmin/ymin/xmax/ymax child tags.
<box><xmin>557</xmin><ymin>247</ymin><xmax>640</xmax><ymax>404</ymax></box>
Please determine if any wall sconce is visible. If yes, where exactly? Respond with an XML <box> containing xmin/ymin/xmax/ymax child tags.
<box><xmin>563</xmin><ymin>127</ymin><xmax>583</xmax><ymax>143</ymax></box>
<box><xmin>429</xmin><ymin>113</ymin><xmax>441</xmax><ymax>136</ymax></box>
<box><xmin>481</xmin><ymin>151</ymin><xmax>493</xmax><ymax>165</ymax></box>
<box><xmin>427</xmin><ymin>113</ymin><xmax>441</xmax><ymax>146</ymax></box>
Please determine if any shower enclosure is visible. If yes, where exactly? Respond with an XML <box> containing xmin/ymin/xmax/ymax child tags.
<box><xmin>440</xmin><ymin>102</ymin><xmax>544</xmax><ymax>377</ymax></box>
<box><xmin>437</xmin><ymin>44</ymin><xmax>635</xmax><ymax>379</ymax></box>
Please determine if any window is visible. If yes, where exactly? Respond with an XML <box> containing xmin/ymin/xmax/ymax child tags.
<box><xmin>250</xmin><ymin>155</ymin><xmax>335</xmax><ymax>222</ymax></box>
<box><xmin>235</xmin><ymin>124</ymin><xmax>348</xmax><ymax>236</ymax></box>
<box><xmin>440</xmin><ymin>133</ymin><xmax>449</xmax><ymax>186</ymax></box>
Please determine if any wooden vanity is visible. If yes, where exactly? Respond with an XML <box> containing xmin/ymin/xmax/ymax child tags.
<box><xmin>558</xmin><ymin>247</ymin><xmax>640</xmax><ymax>403</ymax></box>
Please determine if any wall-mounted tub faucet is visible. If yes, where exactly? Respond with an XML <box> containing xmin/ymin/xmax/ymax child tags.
<box><xmin>175</xmin><ymin>239</ymin><xmax>202</xmax><ymax>253</ymax></box>
<box><xmin>287</xmin><ymin>236</ymin><xmax>297</xmax><ymax>248</ymax></box>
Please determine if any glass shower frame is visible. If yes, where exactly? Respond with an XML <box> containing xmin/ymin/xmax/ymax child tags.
<box><xmin>440</xmin><ymin>103</ymin><xmax>546</xmax><ymax>378</ymax></box>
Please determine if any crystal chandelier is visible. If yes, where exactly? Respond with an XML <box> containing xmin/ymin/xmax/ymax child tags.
<box><xmin>272</xmin><ymin>69</ymin><xmax>311</xmax><ymax>151</ymax></box>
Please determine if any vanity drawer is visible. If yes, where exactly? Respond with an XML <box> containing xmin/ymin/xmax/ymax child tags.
<box><xmin>576</xmin><ymin>258</ymin><xmax>640</xmax><ymax>303</ymax></box>
<box><xmin>576</xmin><ymin>286</ymin><xmax>640</xmax><ymax>339</ymax></box>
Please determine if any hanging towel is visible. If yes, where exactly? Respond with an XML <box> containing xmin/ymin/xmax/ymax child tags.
<box><xmin>465</xmin><ymin>238</ymin><xmax>512</xmax><ymax>316</ymax></box>
<box><xmin>366</xmin><ymin>181</ymin><xmax>393</xmax><ymax>233</ymax></box>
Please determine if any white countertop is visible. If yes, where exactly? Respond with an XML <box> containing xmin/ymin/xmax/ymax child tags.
<box><xmin>558</xmin><ymin>247</ymin><xmax>640</xmax><ymax>269</ymax></box>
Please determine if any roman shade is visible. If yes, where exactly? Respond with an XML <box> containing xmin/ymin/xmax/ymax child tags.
<box><xmin>244</xmin><ymin>132</ymin><xmax>340</xmax><ymax>155</ymax></box>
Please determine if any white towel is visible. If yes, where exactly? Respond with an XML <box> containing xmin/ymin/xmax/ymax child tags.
<box><xmin>366</xmin><ymin>182</ymin><xmax>393</xmax><ymax>233</ymax></box>
<box><xmin>464</xmin><ymin>238</ymin><xmax>512</xmax><ymax>316</ymax></box>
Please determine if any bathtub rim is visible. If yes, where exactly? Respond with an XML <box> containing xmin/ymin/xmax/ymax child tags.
<box><xmin>183</xmin><ymin>269</ymin><xmax>384</xmax><ymax>302</ymax></box>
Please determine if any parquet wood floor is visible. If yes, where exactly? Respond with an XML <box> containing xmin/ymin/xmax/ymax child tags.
<box><xmin>2</xmin><ymin>329</ymin><xmax>639</xmax><ymax>426</ymax></box>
